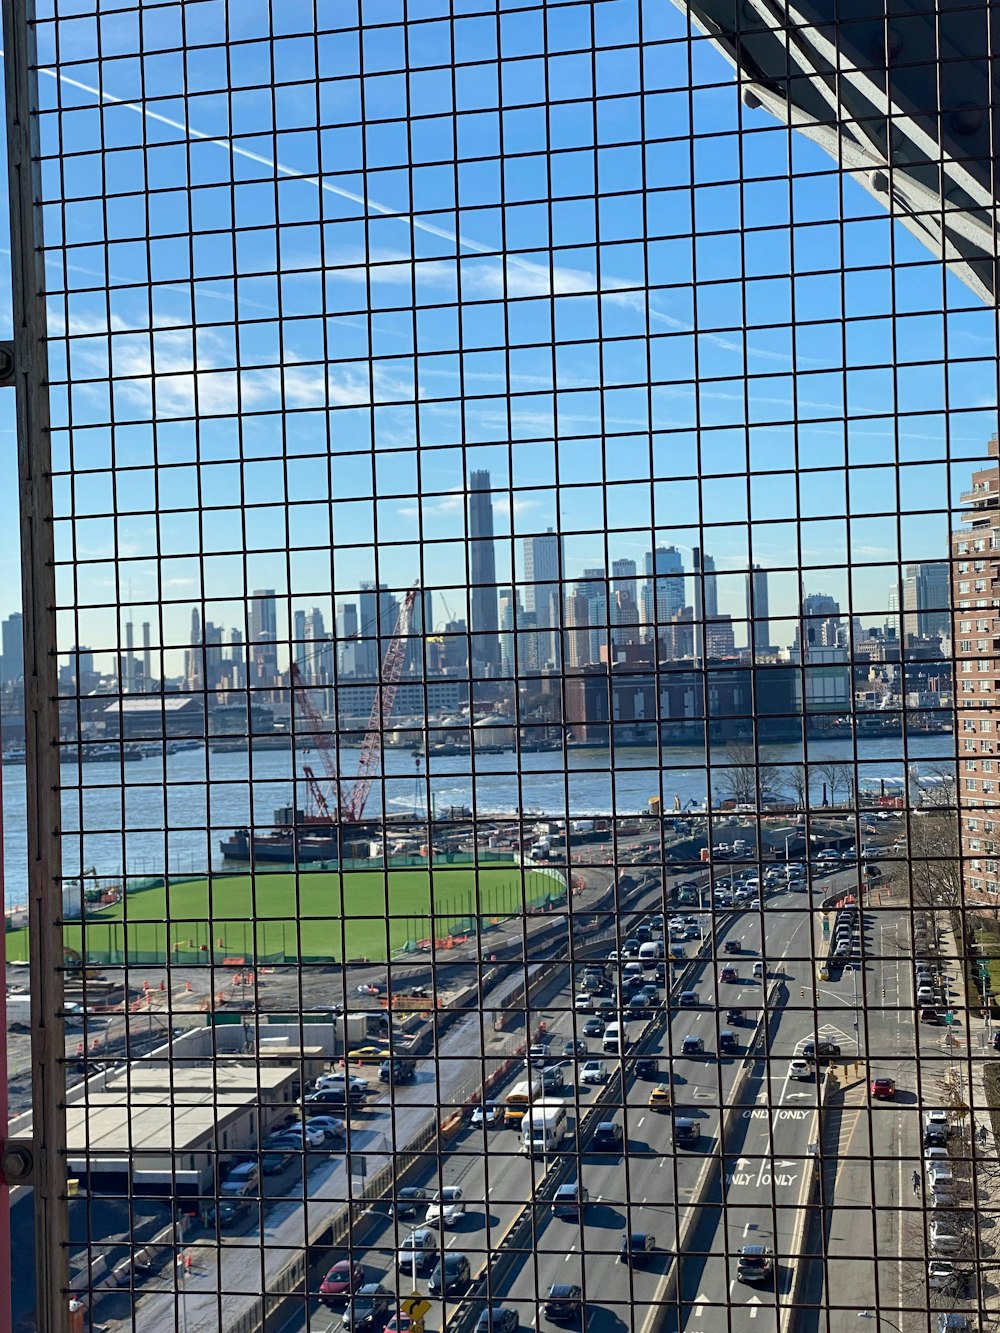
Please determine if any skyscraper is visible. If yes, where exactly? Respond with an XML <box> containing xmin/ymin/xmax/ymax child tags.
<box><xmin>895</xmin><ymin>561</ymin><xmax>951</xmax><ymax>641</ymax></box>
<box><xmin>250</xmin><ymin>590</ymin><xmax>278</xmax><ymax>687</ymax></box>
<box><xmin>468</xmin><ymin>470</ymin><xmax>500</xmax><ymax>671</ymax></box>
<box><xmin>294</xmin><ymin>609</ymin><xmax>308</xmax><ymax>680</ymax></box>
<box><xmin>523</xmin><ymin>529</ymin><xmax>562</xmax><ymax>670</ymax></box>
<box><xmin>746</xmin><ymin>565</ymin><xmax>772</xmax><ymax>656</ymax></box>
<box><xmin>642</xmin><ymin>547</ymin><xmax>684</xmax><ymax>639</ymax></box>
<box><xmin>1</xmin><ymin>611</ymin><xmax>24</xmax><ymax>685</ymax></box>
<box><xmin>577</xmin><ymin>569</ymin><xmax>608</xmax><ymax>666</ymax></box>
<box><xmin>184</xmin><ymin>607</ymin><xmax>202</xmax><ymax>691</ymax></box>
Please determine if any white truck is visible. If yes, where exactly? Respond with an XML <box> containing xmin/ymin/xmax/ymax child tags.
<box><xmin>521</xmin><ymin>1101</ymin><xmax>569</xmax><ymax>1155</ymax></box>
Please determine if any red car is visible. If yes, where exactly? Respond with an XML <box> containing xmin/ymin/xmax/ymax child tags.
<box><xmin>871</xmin><ymin>1077</ymin><xmax>896</xmax><ymax>1100</ymax></box>
<box><xmin>319</xmin><ymin>1260</ymin><xmax>365</xmax><ymax>1305</ymax></box>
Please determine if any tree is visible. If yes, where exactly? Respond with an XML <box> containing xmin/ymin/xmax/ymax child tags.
<box><xmin>813</xmin><ymin>761</ymin><xmax>851</xmax><ymax>808</ymax></box>
<box><xmin>782</xmin><ymin>764</ymin><xmax>808</xmax><ymax>810</ymax></box>
<box><xmin>716</xmin><ymin>744</ymin><xmax>781</xmax><ymax>808</ymax></box>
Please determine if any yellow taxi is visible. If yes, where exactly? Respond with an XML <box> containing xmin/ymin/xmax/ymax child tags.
<box><xmin>347</xmin><ymin>1045</ymin><xmax>385</xmax><ymax>1065</ymax></box>
<box><xmin>648</xmin><ymin>1083</ymin><xmax>672</xmax><ymax>1112</ymax></box>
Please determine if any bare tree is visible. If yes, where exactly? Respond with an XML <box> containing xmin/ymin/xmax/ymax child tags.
<box><xmin>782</xmin><ymin>764</ymin><xmax>808</xmax><ymax>810</ymax></box>
<box><xmin>813</xmin><ymin>761</ymin><xmax>851</xmax><ymax>807</ymax></box>
<box><xmin>716</xmin><ymin>744</ymin><xmax>781</xmax><ymax>807</ymax></box>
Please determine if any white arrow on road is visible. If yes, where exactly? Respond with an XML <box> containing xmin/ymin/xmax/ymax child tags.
<box><xmin>747</xmin><ymin>1297</ymin><xmax>762</xmax><ymax>1318</ymax></box>
<box><xmin>774</xmin><ymin>1159</ymin><xmax>796</xmax><ymax>1168</ymax></box>
<box><xmin>735</xmin><ymin>1157</ymin><xmax>753</xmax><ymax>1169</ymax></box>
<box><xmin>784</xmin><ymin>1092</ymin><xmax>809</xmax><ymax>1100</ymax></box>
<box><xmin>694</xmin><ymin>1293</ymin><xmax>711</xmax><ymax>1317</ymax></box>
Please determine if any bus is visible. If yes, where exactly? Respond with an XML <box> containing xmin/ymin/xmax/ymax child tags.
<box><xmin>504</xmin><ymin>1076</ymin><xmax>543</xmax><ymax>1126</ymax></box>
<box><xmin>521</xmin><ymin>1101</ymin><xmax>569</xmax><ymax>1155</ymax></box>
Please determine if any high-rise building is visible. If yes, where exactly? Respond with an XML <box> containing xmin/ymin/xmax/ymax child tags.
<box><xmin>0</xmin><ymin>611</ymin><xmax>23</xmax><ymax>686</ymax></box>
<box><xmin>523</xmin><ymin>529</ymin><xmax>563</xmax><ymax>670</ymax></box>
<box><xmin>577</xmin><ymin>569</ymin><xmax>608</xmax><ymax>667</ymax></box>
<box><xmin>611</xmin><ymin>557</ymin><xmax>637</xmax><ymax>601</ymax></box>
<box><xmin>642</xmin><ymin>547</ymin><xmax>684</xmax><ymax>638</ymax></box>
<box><xmin>468</xmin><ymin>470</ymin><xmax>500</xmax><ymax>672</ymax></box>
<box><xmin>142</xmin><ymin>622</ymin><xmax>152</xmax><ymax>692</ymax></box>
<box><xmin>799</xmin><ymin>592</ymin><xmax>841</xmax><ymax>650</ymax></box>
<box><xmin>184</xmin><ymin>607</ymin><xmax>202</xmax><ymax>691</ymax></box>
<box><xmin>498</xmin><ymin>588</ymin><xmax>516</xmax><ymax>676</ymax></box>
<box><xmin>746</xmin><ymin>565</ymin><xmax>772</xmax><ymax>656</ymax></box>
<box><xmin>249</xmin><ymin>589</ymin><xmax>278</xmax><ymax>687</ymax></box>
<box><xmin>953</xmin><ymin>438</ymin><xmax>1000</xmax><ymax>901</ymax></box>
<box><xmin>894</xmin><ymin>562</ymin><xmax>951</xmax><ymax>641</ymax></box>
<box><xmin>294</xmin><ymin>609</ymin><xmax>309</xmax><ymax>680</ymax></box>
<box><xmin>563</xmin><ymin>592</ymin><xmax>590</xmax><ymax>670</ymax></box>
<box><xmin>229</xmin><ymin>630</ymin><xmax>245</xmax><ymax>690</ymax></box>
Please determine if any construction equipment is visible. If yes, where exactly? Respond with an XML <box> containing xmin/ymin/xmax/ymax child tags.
<box><xmin>291</xmin><ymin>586</ymin><xmax>418</xmax><ymax>824</ymax></box>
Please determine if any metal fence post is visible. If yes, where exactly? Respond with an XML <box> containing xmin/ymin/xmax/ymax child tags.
<box><xmin>1</xmin><ymin>1</ymin><xmax>69</xmax><ymax>1329</ymax></box>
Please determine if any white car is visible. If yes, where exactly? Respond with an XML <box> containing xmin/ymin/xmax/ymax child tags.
<box><xmin>425</xmin><ymin>1186</ymin><xmax>465</xmax><ymax>1228</ymax></box>
<box><xmin>925</xmin><ymin>1110</ymin><xmax>953</xmax><ymax>1136</ymax></box>
<box><xmin>272</xmin><ymin>1123</ymin><xmax>325</xmax><ymax>1149</ymax></box>
<box><xmin>304</xmin><ymin>1116</ymin><xmax>345</xmax><ymax>1141</ymax></box>
<box><xmin>788</xmin><ymin>1059</ymin><xmax>812</xmax><ymax>1081</ymax></box>
<box><xmin>930</xmin><ymin>1218</ymin><xmax>963</xmax><ymax>1255</ymax></box>
<box><xmin>581</xmin><ymin>1060</ymin><xmax>608</xmax><ymax>1085</ymax></box>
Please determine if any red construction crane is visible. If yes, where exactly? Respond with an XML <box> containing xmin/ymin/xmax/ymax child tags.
<box><xmin>342</xmin><ymin>587</ymin><xmax>418</xmax><ymax>822</ymax></box>
<box><xmin>302</xmin><ymin>764</ymin><xmax>333</xmax><ymax>821</ymax></box>
<box><xmin>290</xmin><ymin>587</ymin><xmax>419</xmax><ymax>824</ymax></box>
<box><xmin>290</xmin><ymin>662</ymin><xmax>341</xmax><ymax>816</ymax></box>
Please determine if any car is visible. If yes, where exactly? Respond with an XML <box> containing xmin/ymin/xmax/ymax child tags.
<box><xmin>348</xmin><ymin>1046</ymin><xmax>386</xmax><ymax>1065</ymax></box>
<box><xmin>752</xmin><ymin>961</ymin><xmax>765</xmax><ymax>978</ymax></box>
<box><xmin>619</xmin><ymin>1232</ymin><xmax>656</xmax><ymax>1265</ymax></box>
<box><xmin>673</xmin><ymin>1117</ymin><xmax>701</xmax><ymax>1146</ymax></box>
<box><xmin>261</xmin><ymin>1151</ymin><xmax>294</xmax><ymax>1175</ymax></box>
<box><xmin>380</xmin><ymin>1057</ymin><xmax>416</xmax><ymax>1083</ymax></box>
<box><xmin>305</xmin><ymin>1116</ymin><xmax>346</xmax><ymax>1140</ymax></box>
<box><xmin>736</xmin><ymin>1245</ymin><xmax>774</xmax><ymax>1284</ymax></box>
<box><xmin>719</xmin><ymin>966</ymin><xmax>738</xmax><ymax>983</ymax></box>
<box><xmin>635</xmin><ymin>1056</ymin><xmax>659</xmax><ymax>1078</ymax></box>
<box><xmin>551</xmin><ymin>1183</ymin><xmax>588</xmax><ymax>1217</ymax></box>
<box><xmin>801</xmin><ymin>1039</ymin><xmax>841</xmax><ymax>1062</ymax></box>
<box><xmin>871</xmin><ymin>1077</ymin><xmax>896</xmax><ymax>1099</ymax></box>
<box><xmin>648</xmin><ymin>1083</ymin><xmax>673</xmax><ymax>1112</ymax></box>
<box><xmin>936</xmin><ymin>1314</ymin><xmax>973</xmax><ymax>1332</ymax></box>
<box><xmin>924</xmin><ymin>1128</ymin><xmax>948</xmax><ymax>1149</ymax></box>
<box><xmin>925</xmin><ymin>1146</ymin><xmax>950</xmax><ymax>1165</ymax></box>
<box><xmin>681</xmin><ymin>1035</ymin><xmax>705</xmax><ymax>1055</ymax></box>
<box><xmin>396</xmin><ymin>1229</ymin><xmax>437</xmax><ymax>1273</ymax></box>
<box><xmin>929</xmin><ymin>1218</ymin><xmax>964</xmax><ymax>1255</ymax></box>
<box><xmin>723</xmin><ymin>939</ymin><xmax>740</xmax><ymax>953</ymax></box>
<box><xmin>927</xmin><ymin>1261</ymin><xmax>962</xmax><ymax>1292</ymax></box>
<box><xmin>719</xmin><ymin>1029</ymin><xmax>738</xmax><ymax>1054</ymax></box>
<box><xmin>476</xmin><ymin>1306</ymin><xmax>519</xmax><ymax>1333</ymax></box>
<box><xmin>428</xmin><ymin>1251</ymin><xmax>471</xmax><ymax>1296</ymax></box>
<box><xmin>563</xmin><ymin>1040</ymin><xmax>587</xmax><ymax>1058</ymax></box>
<box><xmin>425</xmin><ymin>1186</ymin><xmax>465</xmax><ymax>1227</ymax></box>
<box><xmin>543</xmin><ymin>1284</ymin><xmax>583</xmax><ymax>1323</ymax></box>
<box><xmin>206</xmin><ymin>1196</ymin><xmax>256</xmax><ymax>1229</ymax></box>
<box><xmin>920</xmin><ymin>1008</ymin><xmax>942</xmax><ymax>1024</ymax></box>
<box><xmin>342</xmin><ymin>1284</ymin><xmax>392</xmax><ymax>1332</ymax></box>
<box><xmin>749</xmin><ymin>900</ymin><xmax>762</xmax><ymax>911</ymax></box>
<box><xmin>391</xmin><ymin>1187</ymin><xmax>429</xmax><ymax>1218</ymax></box>
<box><xmin>272</xmin><ymin>1122</ymin><xmax>325</xmax><ymax>1149</ymax></box>
<box><xmin>524</xmin><ymin>1042</ymin><xmax>555</xmax><ymax>1069</ymax></box>
<box><xmin>581</xmin><ymin>1060</ymin><xmax>607</xmax><ymax>1085</ymax></box>
<box><xmin>320</xmin><ymin>1260</ymin><xmax>365</xmax><ymax>1305</ymax></box>
<box><xmin>788</xmin><ymin>1059</ymin><xmax>812</xmax><ymax>1081</ymax></box>
<box><xmin>726</xmin><ymin>1008</ymin><xmax>745</xmax><ymax>1025</ymax></box>
<box><xmin>593</xmin><ymin>1120</ymin><xmax>624</xmax><ymax>1150</ymax></box>
<box><xmin>925</xmin><ymin>1110</ymin><xmax>954</xmax><ymax>1136</ymax></box>
<box><xmin>220</xmin><ymin>1162</ymin><xmax>259</xmax><ymax>1197</ymax></box>
<box><xmin>583</xmin><ymin>1017</ymin><xmax>604</xmax><ymax>1038</ymax></box>
<box><xmin>471</xmin><ymin>1101</ymin><xmax>504</xmax><ymax>1128</ymax></box>
<box><xmin>678</xmin><ymin>990</ymin><xmax>698</xmax><ymax>1006</ymax></box>
<box><xmin>385</xmin><ymin>1314</ymin><xmax>422</xmax><ymax>1333</ymax></box>
<box><xmin>573</xmin><ymin>993</ymin><xmax>592</xmax><ymax>1012</ymax></box>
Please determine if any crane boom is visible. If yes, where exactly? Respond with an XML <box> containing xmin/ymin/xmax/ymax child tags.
<box><xmin>290</xmin><ymin>663</ymin><xmax>341</xmax><ymax>815</ymax></box>
<box><xmin>342</xmin><ymin>587</ymin><xmax>418</xmax><ymax>822</ymax></box>
<box><xmin>302</xmin><ymin>763</ymin><xmax>332</xmax><ymax>821</ymax></box>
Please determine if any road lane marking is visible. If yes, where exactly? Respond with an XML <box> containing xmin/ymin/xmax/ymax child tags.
<box><xmin>694</xmin><ymin>1292</ymin><xmax>710</xmax><ymax>1317</ymax></box>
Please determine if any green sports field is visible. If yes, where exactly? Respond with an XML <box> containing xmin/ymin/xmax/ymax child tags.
<box><xmin>5</xmin><ymin>865</ymin><xmax>565</xmax><ymax>965</ymax></box>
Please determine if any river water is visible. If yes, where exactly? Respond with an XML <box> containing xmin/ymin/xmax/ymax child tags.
<box><xmin>0</xmin><ymin>733</ymin><xmax>954</xmax><ymax>907</ymax></box>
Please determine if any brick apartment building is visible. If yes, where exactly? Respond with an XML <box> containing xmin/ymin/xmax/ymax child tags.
<box><xmin>953</xmin><ymin>435</ymin><xmax>1000</xmax><ymax>900</ymax></box>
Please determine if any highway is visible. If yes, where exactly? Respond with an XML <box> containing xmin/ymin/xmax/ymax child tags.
<box><xmin>288</xmin><ymin>865</ymin><xmax>879</xmax><ymax>1333</ymax></box>
<box><xmin>124</xmin><ymin>852</ymin><xmax>978</xmax><ymax>1333</ymax></box>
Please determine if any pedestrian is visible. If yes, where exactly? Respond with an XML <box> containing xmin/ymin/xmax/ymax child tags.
<box><xmin>979</xmin><ymin>1123</ymin><xmax>989</xmax><ymax>1147</ymax></box>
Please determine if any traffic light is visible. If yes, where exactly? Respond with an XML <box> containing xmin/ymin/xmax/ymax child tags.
<box><xmin>800</xmin><ymin>987</ymin><xmax>805</xmax><ymax>999</ymax></box>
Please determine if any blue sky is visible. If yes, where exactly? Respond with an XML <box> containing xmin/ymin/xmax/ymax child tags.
<box><xmin>1</xmin><ymin>0</ymin><xmax>998</xmax><ymax>670</ymax></box>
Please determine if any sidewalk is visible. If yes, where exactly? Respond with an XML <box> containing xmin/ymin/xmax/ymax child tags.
<box><xmin>934</xmin><ymin>912</ymin><xmax>1000</xmax><ymax>1315</ymax></box>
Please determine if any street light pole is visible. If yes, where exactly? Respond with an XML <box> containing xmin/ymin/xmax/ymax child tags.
<box><xmin>857</xmin><ymin>1313</ymin><xmax>903</xmax><ymax>1333</ymax></box>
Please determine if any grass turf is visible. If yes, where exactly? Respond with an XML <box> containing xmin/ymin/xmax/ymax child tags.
<box><xmin>5</xmin><ymin>865</ymin><xmax>563</xmax><ymax>964</ymax></box>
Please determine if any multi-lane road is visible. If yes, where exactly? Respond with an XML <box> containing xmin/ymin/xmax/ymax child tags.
<box><xmin>132</xmin><ymin>856</ymin><xmax>984</xmax><ymax>1333</ymax></box>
